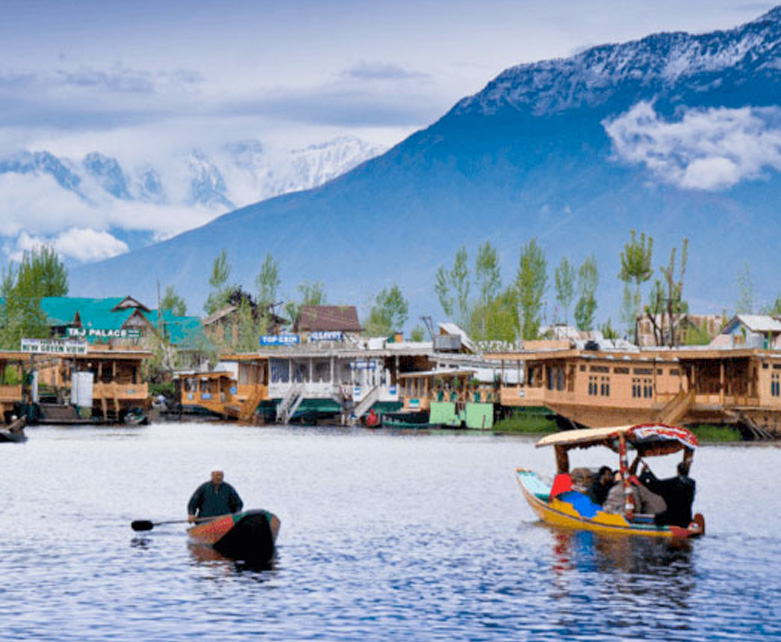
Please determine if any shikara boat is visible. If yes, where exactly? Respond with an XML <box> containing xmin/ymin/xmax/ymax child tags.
<box><xmin>381</xmin><ymin>411</ymin><xmax>432</xmax><ymax>429</ymax></box>
<box><xmin>187</xmin><ymin>509</ymin><xmax>281</xmax><ymax>561</ymax></box>
<box><xmin>517</xmin><ymin>423</ymin><xmax>705</xmax><ymax>539</ymax></box>
<box><xmin>0</xmin><ymin>416</ymin><xmax>27</xmax><ymax>443</ymax></box>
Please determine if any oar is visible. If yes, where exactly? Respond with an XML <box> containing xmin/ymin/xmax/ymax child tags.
<box><xmin>131</xmin><ymin>516</ymin><xmax>212</xmax><ymax>532</ymax></box>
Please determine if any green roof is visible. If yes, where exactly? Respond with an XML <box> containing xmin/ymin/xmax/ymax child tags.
<box><xmin>41</xmin><ymin>296</ymin><xmax>128</xmax><ymax>328</ymax></box>
<box><xmin>144</xmin><ymin>309</ymin><xmax>212</xmax><ymax>350</ymax></box>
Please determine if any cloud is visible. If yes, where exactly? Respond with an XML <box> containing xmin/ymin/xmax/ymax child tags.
<box><xmin>12</xmin><ymin>228</ymin><xmax>129</xmax><ymax>262</ymax></box>
<box><xmin>604</xmin><ymin>102</ymin><xmax>781</xmax><ymax>190</ymax></box>
<box><xmin>341</xmin><ymin>61</ymin><xmax>429</xmax><ymax>82</ymax></box>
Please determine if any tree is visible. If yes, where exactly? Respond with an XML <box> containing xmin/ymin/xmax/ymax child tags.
<box><xmin>255</xmin><ymin>253</ymin><xmax>280</xmax><ymax>307</ymax></box>
<box><xmin>0</xmin><ymin>245</ymin><xmax>69</xmax><ymax>349</ymax></box>
<box><xmin>285</xmin><ymin>281</ymin><xmax>327</xmax><ymax>325</ymax></box>
<box><xmin>618</xmin><ymin>230</ymin><xmax>654</xmax><ymax>343</ymax></box>
<box><xmin>515</xmin><ymin>238</ymin><xmax>547</xmax><ymax>341</ymax></box>
<box><xmin>474</xmin><ymin>242</ymin><xmax>502</xmax><ymax>340</ymax></box>
<box><xmin>574</xmin><ymin>255</ymin><xmax>598</xmax><ymax>332</ymax></box>
<box><xmin>366</xmin><ymin>284</ymin><xmax>409</xmax><ymax>337</ymax></box>
<box><xmin>410</xmin><ymin>325</ymin><xmax>425</xmax><ymax>342</ymax></box>
<box><xmin>660</xmin><ymin>238</ymin><xmax>689</xmax><ymax>347</ymax></box>
<box><xmin>434</xmin><ymin>246</ymin><xmax>470</xmax><ymax>327</ymax></box>
<box><xmin>160</xmin><ymin>285</ymin><xmax>187</xmax><ymax>317</ymax></box>
<box><xmin>736</xmin><ymin>261</ymin><xmax>754</xmax><ymax>314</ymax></box>
<box><xmin>203</xmin><ymin>250</ymin><xmax>232</xmax><ymax>315</ymax></box>
<box><xmin>554</xmin><ymin>257</ymin><xmax>576</xmax><ymax>327</ymax></box>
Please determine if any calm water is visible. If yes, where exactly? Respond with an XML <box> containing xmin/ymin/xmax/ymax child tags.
<box><xmin>1</xmin><ymin>422</ymin><xmax>780</xmax><ymax>641</ymax></box>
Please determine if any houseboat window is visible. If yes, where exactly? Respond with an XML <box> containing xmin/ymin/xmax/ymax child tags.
<box><xmin>614</xmin><ymin>367</ymin><xmax>629</xmax><ymax>375</ymax></box>
<box><xmin>588</xmin><ymin>375</ymin><xmax>598</xmax><ymax>396</ymax></box>
<box><xmin>762</xmin><ymin>363</ymin><xmax>769</xmax><ymax>369</ymax></box>
<box><xmin>589</xmin><ymin>366</ymin><xmax>609</xmax><ymax>373</ymax></box>
<box><xmin>772</xmin><ymin>373</ymin><xmax>780</xmax><ymax>397</ymax></box>
<box><xmin>633</xmin><ymin>368</ymin><xmax>653</xmax><ymax>375</ymax></box>
<box><xmin>774</xmin><ymin>364</ymin><xmax>781</xmax><ymax>370</ymax></box>
<box><xmin>657</xmin><ymin>369</ymin><xmax>663</xmax><ymax>375</ymax></box>
<box><xmin>632</xmin><ymin>377</ymin><xmax>654</xmax><ymax>398</ymax></box>
<box><xmin>670</xmin><ymin>369</ymin><xmax>680</xmax><ymax>376</ymax></box>
<box><xmin>600</xmin><ymin>376</ymin><xmax>610</xmax><ymax>396</ymax></box>
<box><xmin>201</xmin><ymin>379</ymin><xmax>212</xmax><ymax>393</ymax></box>
<box><xmin>185</xmin><ymin>377</ymin><xmax>195</xmax><ymax>392</ymax></box>
<box><xmin>546</xmin><ymin>367</ymin><xmax>554</xmax><ymax>391</ymax></box>
<box><xmin>579</xmin><ymin>365</ymin><xmax>586</xmax><ymax>372</ymax></box>
<box><xmin>557</xmin><ymin>367</ymin><xmax>565</xmax><ymax>391</ymax></box>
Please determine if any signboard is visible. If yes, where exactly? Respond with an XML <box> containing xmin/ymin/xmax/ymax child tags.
<box><xmin>67</xmin><ymin>327</ymin><xmax>141</xmax><ymax>340</ymax></box>
<box><xmin>260</xmin><ymin>334</ymin><xmax>300</xmax><ymax>346</ymax></box>
<box><xmin>309</xmin><ymin>331</ymin><xmax>343</xmax><ymax>342</ymax></box>
<box><xmin>350</xmin><ymin>359</ymin><xmax>377</xmax><ymax>370</ymax></box>
<box><xmin>21</xmin><ymin>338</ymin><xmax>89</xmax><ymax>355</ymax></box>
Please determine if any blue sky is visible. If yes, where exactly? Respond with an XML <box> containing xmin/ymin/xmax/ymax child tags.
<box><xmin>0</xmin><ymin>0</ymin><xmax>776</xmax><ymax>261</ymax></box>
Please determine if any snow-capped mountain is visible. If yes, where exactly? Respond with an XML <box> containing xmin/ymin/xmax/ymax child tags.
<box><xmin>0</xmin><ymin>136</ymin><xmax>385</xmax><ymax>255</ymax></box>
<box><xmin>66</xmin><ymin>7</ymin><xmax>781</xmax><ymax>320</ymax></box>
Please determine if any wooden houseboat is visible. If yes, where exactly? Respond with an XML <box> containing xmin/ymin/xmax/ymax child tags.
<box><xmin>487</xmin><ymin>342</ymin><xmax>781</xmax><ymax>437</ymax></box>
<box><xmin>34</xmin><ymin>346</ymin><xmax>152</xmax><ymax>424</ymax></box>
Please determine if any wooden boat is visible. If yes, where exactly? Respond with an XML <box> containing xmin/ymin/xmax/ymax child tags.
<box><xmin>0</xmin><ymin>416</ymin><xmax>27</xmax><ymax>443</ymax></box>
<box><xmin>187</xmin><ymin>509</ymin><xmax>280</xmax><ymax>561</ymax></box>
<box><xmin>517</xmin><ymin>423</ymin><xmax>705</xmax><ymax>539</ymax></box>
<box><xmin>381</xmin><ymin>411</ymin><xmax>432</xmax><ymax>429</ymax></box>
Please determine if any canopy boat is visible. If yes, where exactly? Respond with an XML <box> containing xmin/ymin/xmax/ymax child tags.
<box><xmin>517</xmin><ymin>423</ymin><xmax>705</xmax><ymax>539</ymax></box>
<box><xmin>187</xmin><ymin>509</ymin><xmax>281</xmax><ymax>562</ymax></box>
<box><xmin>0</xmin><ymin>416</ymin><xmax>27</xmax><ymax>443</ymax></box>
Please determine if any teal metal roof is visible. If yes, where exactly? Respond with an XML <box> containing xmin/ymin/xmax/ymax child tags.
<box><xmin>41</xmin><ymin>297</ymin><xmax>127</xmax><ymax>328</ymax></box>
<box><xmin>144</xmin><ymin>310</ymin><xmax>212</xmax><ymax>350</ymax></box>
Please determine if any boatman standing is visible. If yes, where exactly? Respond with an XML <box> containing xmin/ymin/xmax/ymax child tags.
<box><xmin>187</xmin><ymin>466</ymin><xmax>244</xmax><ymax>522</ymax></box>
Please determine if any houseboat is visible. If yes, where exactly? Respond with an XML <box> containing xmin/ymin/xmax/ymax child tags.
<box><xmin>487</xmin><ymin>340</ymin><xmax>781</xmax><ymax>437</ymax></box>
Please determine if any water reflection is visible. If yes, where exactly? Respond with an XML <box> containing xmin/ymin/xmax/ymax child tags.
<box><xmin>188</xmin><ymin>542</ymin><xmax>278</xmax><ymax>576</ymax></box>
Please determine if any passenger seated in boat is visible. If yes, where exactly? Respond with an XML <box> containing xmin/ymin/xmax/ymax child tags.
<box><xmin>639</xmin><ymin>461</ymin><xmax>695</xmax><ymax>527</ymax></box>
<box><xmin>603</xmin><ymin>473</ymin><xmax>640</xmax><ymax>514</ymax></box>
<box><xmin>587</xmin><ymin>466</ymin><xmax>615</xmax><ymax>506</ymax></box>
<box><xmin>570</xmin><ymin>467</ymin><xmax>596</xmax><ymax>493</ymax></box>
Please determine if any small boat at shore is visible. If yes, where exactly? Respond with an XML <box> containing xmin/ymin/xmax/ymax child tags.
<box><xmin>0</xmin><ymin>416</ymin><xmax>27</xmax><ymax>443</ymax></box>
<box><xmin>517</xmin><ymin>423</ymin><xmax>705</xmax><ymax>539</ymax></box>
<box><xmin>381</xmin><ymin>410</ymin><xmax>431</xmax><ymax>429</ymax></box>
<box><xmin>187</xmin><ymin>509</ymin><xmax>280</xmax><ymax>562</ymax></box>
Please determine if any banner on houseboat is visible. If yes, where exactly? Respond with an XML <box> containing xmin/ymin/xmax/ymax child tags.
<box><xmin>67</xmin><ymin>327</ymin><xmax>141</xmax><ymax>340</ymax></box>
<box><xmin>21</xmin><ymin>338</ymin><xmax>89</xmax><ymax>355</ymax></box>
<box><xmin>309</xmin><ymin>331</ymin><xmax>343</xmax><ymax>342</ymax></box>
<box><xmin>260</xmin><ymin>334</ymin><xmax>300</xmax><ymax>346</ymax></box>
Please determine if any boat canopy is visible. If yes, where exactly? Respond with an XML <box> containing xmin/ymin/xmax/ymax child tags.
<box><xmin>536</xmin><ymin>423</ymin><xmax>698</xmax><ymax>458</ymax></box>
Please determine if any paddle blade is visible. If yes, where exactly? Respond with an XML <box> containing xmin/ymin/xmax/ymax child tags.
<box><xmin>131</xmin><ymin>520</ymin><xmax>154</xmax><ymax>531</ymax></box>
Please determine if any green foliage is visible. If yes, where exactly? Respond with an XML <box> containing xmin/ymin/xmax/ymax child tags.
<box><xmin>203</xmin><ymin>250</ymin><xmax>233</xmax><ymax>315</ymax></box>
<box><xmin>683</xmin><ymin>322</ymin><xmax>712</xmax><ymax>345</ymax></box>
<box><xmin>255</xmin><ymin>253</ymin><xmax>280</xmax><ymax>306</ymax></box>
<box><xmin>515</xmin><ymin>238</ymin><xmax>547</xmax><ymax>341</ymax></box>
<box><xmin>434</xmin><ymin>246</ymin><xmax>470</xmax><ymax>326</ymax></box>
<box><xmin>285</xmin><ymin>281</ymin><xmax>327</xmax><ymax>324</ymax></box>
<box><xmin>574</xmin><ymin>255</ymin><xmax>598</xmax><ymax>331</ymax></box>
<box><xmin>160</xmin><ymin>285</ymin><xmax>187</xmax><ymax>317</ymax></box>
<box><xmin>493</xmin><ymin>409</ymin><xmax>558</xmax><ymax>434</ymax></box>
<box><xmin>554</xmin><ymin>256</ymin><xmax>575</xmax><ymax>326</ymax></box>
<box><xmin>474</xmin><ymin>242</ymin><xmax>501</xmax><ymax>339</ymax></box>
<box><xmin>600</xmin><ymin>318</ymin><xmax>620</xmax><ymax>339</ymax></box>
<box><xmin>366</xmin><ymin>284</ymin><xmax>409</xmax><ymax>336</ymax></box>
<box><xmin>0</xmin><ymin>246</ymin><xmax>68</xmax><ymax>349</ymax></box>
<box><xmin>410</xmin><ymin>325</ymin><xmax>425</xmax><ymax>342</ymax></box>
<box><xmin>691</xmin><ymin>424</ymin><xmax>741</xmax><ymax>442</ymax></box>
<box><xmin>620</xmin><ymin>283</ymin><xmax>636</xmax><ymax>341</ymax></box>
<box><xmin>235</xmin><ymin>298</ymin><xmax>260</xmax><ymax>352</ymax></box>
<box><xmin>618</xmin><ymin>230</ymin><xmax>654</xmax><ymax>340</ymax></box>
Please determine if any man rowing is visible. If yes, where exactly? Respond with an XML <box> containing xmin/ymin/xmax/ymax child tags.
<box><xmin>187</xmin><ymin>465</ymin><xmax>244</xmax><ymax>522</ymax></box>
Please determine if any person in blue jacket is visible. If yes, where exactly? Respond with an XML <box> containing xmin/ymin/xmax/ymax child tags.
<box><xmin>187</xmin><ymin>465</ymin><xmax>243</xmax><ymax>522</ymax></box>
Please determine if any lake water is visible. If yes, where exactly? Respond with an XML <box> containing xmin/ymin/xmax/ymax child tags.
<box><xmin>2</xmin><ymin>422</ymin><xmax>780</xmax><ymax>641</ymax></box>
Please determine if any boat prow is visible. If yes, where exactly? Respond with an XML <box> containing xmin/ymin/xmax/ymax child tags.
<box><xmin>188</xmin><ymin>509</ymin><xmax>281</xmax><ymax>562</ymax></box>
<box><xmin>0</xmin><ymin>416</ymin><xmax>27</xmax><ymax>443</ymax></box>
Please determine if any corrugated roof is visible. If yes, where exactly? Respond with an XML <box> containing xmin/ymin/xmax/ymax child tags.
<box><xmin>41</xmin><ymin>297</ymin><xmax>129</xmax><ymax>328</ymax></box>
<box><xmin>295</xmin><ymin>305</ymin><xmax>362</xmax><ymax>332</ymax></box>
<box><xmin>733</xmin><ymin>314</ymin><xmax>781</xmax><ymax>333</ymax></box>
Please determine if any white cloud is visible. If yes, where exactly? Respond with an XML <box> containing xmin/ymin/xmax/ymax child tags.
<box><xmin>604</xmin><ymin>102</ymin><xmax>781</xmax><ymax>190</ymax></box>
<box><xmin>12</xmin><ymin>228</ymin><xmax>129</xmax><ymax>262</ymax></box>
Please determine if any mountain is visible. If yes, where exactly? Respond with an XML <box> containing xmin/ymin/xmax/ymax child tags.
<box><xmin>70</xmin><ymin>8</ymin><xmax>781</xmax><ymax>323</ymax></box>
<box><xmin>0</xmin><ymin>136</ymin><xmax>384</xmax><ymax>256</ymax></box>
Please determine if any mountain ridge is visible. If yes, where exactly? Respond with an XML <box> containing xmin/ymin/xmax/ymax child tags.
<box><xmin>69</xmin><ymin>7</ymin><xmax>781</xmax><ymax>323</ymax></box>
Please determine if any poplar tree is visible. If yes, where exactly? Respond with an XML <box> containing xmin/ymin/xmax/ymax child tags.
<box><xmin>574</xmin><ymin>255</ymin><xmax>599</xmax><ymax>332</ymax></box>
<box><xmin>203</xmin><ymin>250</ymin><xmax>233</xmax><ymax>315</ymax></box>
<box><xmin>366</xmin><ymin>284</ymin><xmax>409</xmax><ymax>336</ymax></box>
<box><xmin>554</xmin><ymin>257</ymin><xmax>575</xmax><ymax>327</ymax></box>
<box><xmin>515</xmin><ymin>238</ymin><xmax>547</xmax><ymax>341</ymax></box>
<box><xmin>618</xmin><ymin>230</ymin><xmax>654</xmax><ymax>343</ymax></box>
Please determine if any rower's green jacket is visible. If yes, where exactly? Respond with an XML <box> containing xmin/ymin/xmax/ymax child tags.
<box><xmin>187</xmin><ymin>481</ymin><xmax>243</xmax><ymax>518</ymax></box>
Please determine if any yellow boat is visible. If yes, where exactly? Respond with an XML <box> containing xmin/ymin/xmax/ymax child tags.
<box><xmin>517</xmin><ymin>423</ymin><xmax>705</xmax><ymax>539</ymax></box>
